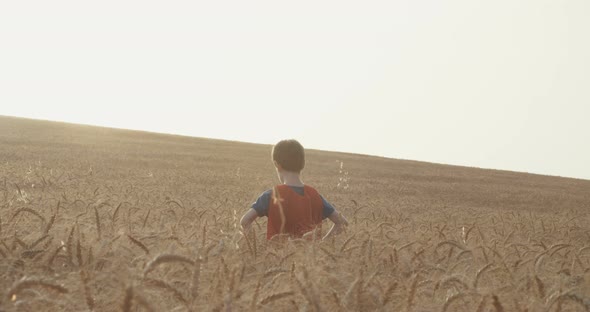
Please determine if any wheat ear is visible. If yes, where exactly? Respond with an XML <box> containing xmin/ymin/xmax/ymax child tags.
<box><xmin>143</xmin><ymin>254</ymin><xmax>195</xmax><ymax>277</ymax></box>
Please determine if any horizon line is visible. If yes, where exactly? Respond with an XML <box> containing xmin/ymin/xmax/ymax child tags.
<box><xmin>2</xmin><ymin>113</ymin><xmax>588</xmax><ymax>182</ymax></box>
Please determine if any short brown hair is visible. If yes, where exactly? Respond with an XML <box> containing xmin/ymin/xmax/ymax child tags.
<box><xmin>272</xmin><ymin>139</ymin><xmax>305</xmax><ymax>172</ymax></box>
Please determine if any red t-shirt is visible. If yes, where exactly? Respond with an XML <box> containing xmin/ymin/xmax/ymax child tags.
<box><xmin>266</xmin><ymin>184</ymin><xmax>324</xmax><ymax>240</ymax></box>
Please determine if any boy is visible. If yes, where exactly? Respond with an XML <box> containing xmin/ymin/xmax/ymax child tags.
<box><xmin>240</xmin><ymin>139</ymin><xmax>348</xmax><ymax>240</ymax></box>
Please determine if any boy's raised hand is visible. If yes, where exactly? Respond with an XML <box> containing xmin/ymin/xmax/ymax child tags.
<box><xmin>240</xmin><ymin>208</ymin><xmax>258</xmax><ymax>233</ymax></box>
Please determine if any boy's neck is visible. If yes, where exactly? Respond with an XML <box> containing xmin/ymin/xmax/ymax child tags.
<box><xmin>280</xmin><ymin>171</ymin><xmax>304</xmax><ymax>187</ymax></box>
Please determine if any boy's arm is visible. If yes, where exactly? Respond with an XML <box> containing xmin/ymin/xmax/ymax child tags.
<box><xmin>242</xmin><ymin>190</ymin><xmax>270</xmax><ymax>232</ymax></box>
<box><xmin>322</xmin><ymin>210</ymin><xmax>348</xmax><ymax>240</ymax></box>
<box><xmin>240</xmin><ymin>208</ymin><xmax>259</xmax><ymax>232</ymax></box>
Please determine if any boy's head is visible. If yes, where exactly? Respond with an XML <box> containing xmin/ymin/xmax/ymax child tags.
<box><xmin>272</xmin><ymin>139</ymin><xmax>305</xmax><ymax>173</ymax></box>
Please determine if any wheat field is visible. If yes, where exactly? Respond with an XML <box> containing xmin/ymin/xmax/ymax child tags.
<box><xmin>1</xmin><ymin>115</ymin><xmax>589</xmax><ymax>311</ymax></box>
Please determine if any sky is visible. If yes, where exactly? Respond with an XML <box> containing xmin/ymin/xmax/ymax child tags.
<box><xmin>1</xmin><ymin>0</ymin><xmax>589</xmax><ymax>180</ymax></box>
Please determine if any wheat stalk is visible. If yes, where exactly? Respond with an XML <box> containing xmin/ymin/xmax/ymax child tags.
<box><xmin>264</xmin><ymin>267</ymin><xmax>289</xmax><ymax>278</ymax></box>
<box><xmin>534</xmin><ymin>275</ymin><xmax>546</xmax><ymax>299</ymax></box>
<box><xmin>492</xmin><ymin>295</ymin><xmax>504</xmax><ymax>312</ymax></box>
<box><xmin>405</xmin><ymin>274</ymin><xmax>419</xmax><ymax>312</ymax></box>
<box><xmin>11</xmin><ymin>207</ymin><xmax>47</xmax><ymax>225</ymax></box>
<box><xmin>442</xmin><ymin>293</ymin><xmax>467</xmax><ymax>312</ymax></box>
<box><xmin>381</xmin><ymin>281</ymin><xmax>398</xmax><ymax>307</ymax></box>
<box><xmin>126</xmin><ymin>234</ymin><xmax>150</xmax><ymax>255</ymax></box>
<box><xmin>191</xmin><ymin>257</ymin><xmax>202</xmax><ymax>301</ymax></box>
<box><xmin>13</xmin><ymin>236</ymin><xmax>27</xmax><ymax>250</ymax></box>
<box><xmin>94</xmin><ymin>206</ymin><xmax>101</xmax><ymax>240</ymax></box>
<box><xmin>330</xmin><ymin>290</ymin><xmax>345</xmax><ymax>310</ymax></box>
<box><xmin>76</xmin><ymin>236</ymin><xmax>83</xmax><ymax>267</ymax></box>
<box><xmin>442</xmin><ymin>292</ymin><xmax>481</xmax><ymax>312</ymax></box>
<box><xmin>21</xmin><ymin>249</ymin><xmax>44</xmax><ymax>259</ymax></box>
<box><xmin>5</xmin><ymin>248</ymin><xmax>17</xmax><ymax>264</ymax></box>
<box><xmin>44</xmin><ymin>211</ymin><xmax>56</xmax><ymax>234</ymax></box>
<box><xmin>111</xmin><ymin>202</ymin><xmax>122</xmax><ymax>222</ymax></box>
<box><xmin>121</xmin><ymin>286</ymin><xmax>133</xmax><ymax>312</ymax></box>
<box><xmin>47</xmin><ymin>245</ymin><xmax>65</xmax><ymax>266</ymax></box>
<box><xmin>29</xmin><ymin>234</ymin><xmax>50</xmax><ymax>250</ymax></box>
<box><xmin>66</xmin><ymin>225</ymin><xmax>76</xmax><ymax>265</ymax></box>
<box><xmin>250</xmin><ymin>276</ymin><xmax>262</xmax><ymax>311</ymax></box>
<box><xmin>473</xmin><ymin>263</ymin><xmax>494</xmax><ymax>289</ymax></box>
<box><xmin>143</xmin><ymin>254</ymin><xmax>195</xmax><ymax>277</ymax></box>
<box><xmin>134</xmin><ymin>291</ymin><xmax>155</xmax><ymax>312</ymax></box>
<box><xmin>201</xmin><ymin>222</ymin><xmax>207</xmax><ymax>248</ymax></box>
<box><xmin>142</xmin><ymin>209</ymin><xmax>151</xmax><ymax>229</ymax></box>
<box><xmin>7</xmin><ymin>277</ymin><xmax>68</xmax><ymax>299</ymax></box>
<box><xmin>319</xmin><ymin>246</ymin><xmax>337</xmax><ymax>261</ymax></box>
<box><xmin>344</xmin><ymin>275</ymin><xmax>362</xmax><ymax>309</ymax></box>
<box><xmin>557</xmin><ymin>293</ymin><xmax>589</xmax><ymax>311</ymax></box>
<box><xmin>475</xmin><ymin>294</ymin><xmax>489</xmax><ymax>312</ymax></box>
<box><xmin>80</xmin><ymin>269</ymin><xmax>95</xmax><ymax>311</ymax></box>
<box><xmin>291</xmin><ymin>268</ymin><xmax>319</xmax><ymax>312</ymax></box>
<box><xmin>144</xmin><ymin>278</ymin><xmax>188</xmax><ymax>305</ymax></box>
<box><xmin>259</xmin><ymin>291</ymin><xmax>295</xmax><ymax>305</ymax></box>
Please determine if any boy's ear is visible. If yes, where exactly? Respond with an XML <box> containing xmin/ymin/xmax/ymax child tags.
<box><xmin>273</xmin><ymin>161</ymin><xmax>282</xmax><ymax>171</ymax></box>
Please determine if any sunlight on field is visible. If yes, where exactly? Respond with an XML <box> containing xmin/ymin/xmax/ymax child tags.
<box><xmin>1</xmin><ymin>116</ymin><xmax>590</xmax><ymax>311</ymax></box>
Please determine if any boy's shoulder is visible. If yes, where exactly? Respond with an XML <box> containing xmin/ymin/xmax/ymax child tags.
<box><xmin>275</xmin><ymin>184</ymin><xmax>320</xmax><ymax>193</ymax></box>
<box><xmin>273</xmin><ymin>184</ymin><xmax>318</xmax><ymax>189</ymax></box>
<box><xmin>251</xmin><ymin>185</ymin><xmax>334</xmax><ymax>218</ymax></box>
<box><xmin>256</xmin><ymin>185</ymin><xmax>324</xmax><ymax>199</ymax></box>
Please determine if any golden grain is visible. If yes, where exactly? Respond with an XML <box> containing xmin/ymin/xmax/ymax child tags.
<box><xmin>2</xmin><ymin>117</ymin><xmax>590</xmax><ymax>311</ymax></box>
<box><xmin>259</xmin><ymin>291</ymin><xmax>294</xmax><ymax>305</ymax></box>
<box><xmin>143</xmin><ymin>254</ymin><xmax>195</xmax><ymax>277</ymax></box>
<box><xmin>7</xmin><ymin>277</ymin><xmax>68</xmax><ymax>299</ymax></box>
<box><xmin>126</xmin><ymin>234</ymin><xmax>150</xmax><ymax>255</ymax></box>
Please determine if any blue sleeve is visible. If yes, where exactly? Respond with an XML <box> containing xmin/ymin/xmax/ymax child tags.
<box><xmin>321</xmin><ymin>195</ymin><xmax>335</xmax><ymax>219</ymax></box>
<box><xmin>251</xmin><ymin>190</ymin><xmax>272</xmax><ymax>217</ymax></box>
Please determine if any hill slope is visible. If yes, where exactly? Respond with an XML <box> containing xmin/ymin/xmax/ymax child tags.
<box><xmin>2</xmin><ymin>115</ymin><xmax>587</xmax><ymax>213</ymax></box>
<box><xmin>1</xmin><ymin>115</ymin><xmax>589</xmax><ymax>311</ymax></box>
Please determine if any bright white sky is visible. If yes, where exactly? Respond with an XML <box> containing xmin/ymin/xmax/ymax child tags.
<box><xmin>1</xmin><ymin>1</ymin><xmax>589</xmax><ymax>180</ymax></box>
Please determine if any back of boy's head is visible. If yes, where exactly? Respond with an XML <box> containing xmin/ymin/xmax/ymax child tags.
<box><xmin>272</xmin><ymin>139</ymin><xmax>305</xmax><ymax>172</ymax></box>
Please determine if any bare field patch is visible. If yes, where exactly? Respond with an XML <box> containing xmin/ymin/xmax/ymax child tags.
<box><xmin>1</xmin><ymin>116</ymin><xmax>590</xmax><ymax>311</ymax></box>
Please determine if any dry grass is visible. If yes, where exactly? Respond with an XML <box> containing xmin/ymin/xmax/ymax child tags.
<box><xmin>1</xmin><ymin>115</ymin><xmax>590</xmax><ymax>311</ymax></box>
